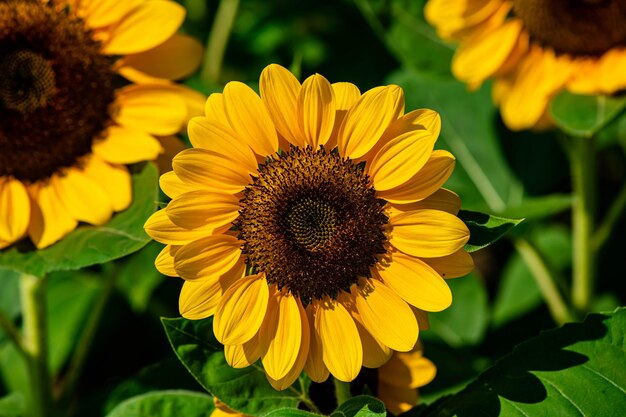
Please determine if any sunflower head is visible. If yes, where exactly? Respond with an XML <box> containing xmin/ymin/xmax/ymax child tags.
<box><xmin>145</xmin><ymin>64</ymin><xmax>473</xmax><ymax>390</ymax></box>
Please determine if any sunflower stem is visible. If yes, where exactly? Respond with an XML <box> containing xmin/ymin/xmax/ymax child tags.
<box><xmin>592</xmin><ymin>178</ymin><xmax>626</xmax><ymax>252</ymax></box>
<box><xmin>0</xmin><ymin>308</ymin><xmax>26</xmax><ymax>358</ymax></box>
<box><xmin>333</xmin><ymin>378</ymin><xmax>352</xmax><ymax>406</ymax></box>
<box><xmin>57</xmin><ymin>269</ymin><xmax>117</xmax><ymax>405</ymax></box>
<box><xmin>20</xmin><ymin>273</ymin><xmax>53</xmax><ymax>417</ymax></box>
<box><xmin>201</xmin><ymin>0</ymin><xmax>239</xmax><ymax>85</ymax></box>
<box><xmin>570</xmin><ymin>137</ymin><xmax>596</xmax><ymax>315</ymax></box>
<box><xmin>513</xmin><ymin>238</ymin><xmax>573</xmax><ymax>325</ymax></box>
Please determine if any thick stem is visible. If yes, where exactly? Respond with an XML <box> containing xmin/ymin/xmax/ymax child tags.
<box><xmin>514</xmin><ymin>238</ymin><xmax>573</xmax><ymax>325</ymax></box>
<box><xmin>200</xmin><ymin>0</ymin><xmax>240</xmax><ymax>85</ymax></box>
<box><xmin>58</xmin><ymin>271</ymin><xmax>117</xmax><ymax>404</ymax></box>
<box><xmin>333</xmin><ymin>378</ymin><xmax>352</xmax><ymax>406</ymax></box>
<box><xmin>571</xmin><ymin>138</ymin><xmax>596</xmax><ymax>314</ymax></box>
<box><xmin>20</xmin><ymin>274</ymin><xmax>53</xmax><ymax>417</ymax></box>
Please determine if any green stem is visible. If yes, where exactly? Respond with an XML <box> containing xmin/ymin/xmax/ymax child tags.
<box><xmin>20</xmin><ymin>274</ymin><xmax>53</xmax><ymax>417</ymax></box>
<box><xmin>0</xmin><ymin>308</ymin><xmax>25</xmax><ymax>357</ymax></box>
<box><xmin>200</xmin><ymin>0</ymin><xmax>240</xmax><ymax>85</ymax></box>
<box><xmin>333</xmin><ymin>378</ymin><xmax>351</xmax><ymax>406</ymax></box>
<box><xmin>570</xmin><ymin>138</ymin><xmax>596</xmax><ymax>314</ymax></box>
<box><xmin>513</xmin><ymin>238</ymin><xmax>574</xmax><ymax>325</ymax></box>
<box><xmin>592</xmin><ymin>180</ymin><xmax>626</xmax><ymax>251</ymax></box>
<box><xmin>58</xmin><ymin>272</ymin><xmax>117</xmax><ymax>404</ymax></box>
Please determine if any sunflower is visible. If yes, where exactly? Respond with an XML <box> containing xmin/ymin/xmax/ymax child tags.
<box><xmin>425</xmin><ymin>0</ymin><xmax>626</xmax><ymax>130</ymax></box>
<box><xmin>211</xmin><ymin>397</ymin><xmax>246</xmax><ymax>417</ymax></box>
<box><xmin>145</xmin><ymin>64</ymin><xmax>473</xmax><ymax>390</ymax></box>
<box><xmin>377</xmin><ymin>343</ymin><xmax>436</xmax><ymax>415</ymax></box>
<box><xmin>0</xmin><ymin>0</ymin><xmax>203</xmax><ymax>249</ymax></box>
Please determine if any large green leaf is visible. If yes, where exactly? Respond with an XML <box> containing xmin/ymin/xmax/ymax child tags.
<box><xmin>550</xmin><ymin>91</ymin><xmax>626</xmax><ymax>138</ymax></box>
<box><xmin>263</xmin><ymin>410</ymin><xmax>319</xmax><ymax>417</ymax></box>
<box><xmin>105</xmin><ymin>390</ymin><xmax>214</xmax><ymax>417</ymax></box>
<box><xmin>419</xmin><ymin>308</ymin><xmax>626</xmax><ymax>417</ymax></box>
<box><xmin>459</xmin><ymin>211</ymin><xmax>523</xmax><ymax>253</ymax></box>
<box><xmin>162</xmin><ymin>317</ymin><xmax>308</xmax><ymax>416</ymax></box>
<box><xmin>0</xmin><ymin>393</ymin><xmax>23</xmax><ymax>417</ymax></box>
<box><xmin>330</xmin><ymin>396</ymin><xmax>386</xmax><ymax>417</ymax></box>
<box><xmin>0</xmin><ymin>163</ymin><xmax>158</xmax><ymax>277</ymax></box>
<box><xmin>115</xmin><ymin>241</ymin><xmax>164</xmax><ymax>313</ymax></box>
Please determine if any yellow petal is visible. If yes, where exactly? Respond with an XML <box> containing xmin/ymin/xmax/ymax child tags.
<box><xmin>172</xmin><ymin>148</ymin><xmax>252</xmax><ymax>194</ymax></box>
<box><xmin>115</xmin><ymin>85</ymin><xmax>187</xmax><ymax>136</ymax></box>
<box><xmin>223</xmin><ymin>82</ymin><xmax>278</xmax><ymax>157</ymax></box>
<box><xmin>103</xmin><ymin>0</ymin><xmax>185</xmax><ymax>55</ymax></box>
<box><xmin>144</xmin><ymin>209</ymin><xmax>213</xmax><ymax>245</ymax></box>
<box><xmin>388</xmin><ymin>188</ymin><xmax>461</xmax><ymax>216</ymax></box>
<box><xmin>259</xmin><ymin>290</ymin><xmax>302</xmax><ymax>380</ymax></box>
<box><xmin>377</xmin><ymin>150</ymin><xmax>455</xmax><ymax>205</ymax></box>
<box><xmin>224</xmin><ymin>334</ymin><xmax>263</xmax><ymax>369</ymax></box>
<box><xmin>353</xmin><ymin>279</ymin><xmax>417</xmax><ymax>352</ymax></box>
<box><xmin>214</xmin><ymin>273</ymin><xmax>269</xmax><ymax>345</ymax></box>
<box><xmin>328</xmin><ymin>82</ymin><xmax>361</xmax><ymax>149</ymax></box>
<box><xmin>166</xmin><ymin>190</ymin><xmax>240</xmax><ymax>230</ymax></box>
<box><xmin>382</xmin><ymin>109</ymin><xmax>441</xmax><ymax>145</ymax></box>
<box><xmin>93</xmin><ymin>126</ymin><xmax>163</xmax><ymax>164</ymax></box>
<box><xmin>204</xmin><ymin>93</ymin><xmax>229</xmax><ymax>125</ymax></box>
<box><xmin>377</xmin><ymin>252</ymin><xmax>452</xmax><ymax>312</ymax></box>
<box><xmin>377</xmin><ymin>382</ymin><xmax>417</xmax><ymax>416</ymax></box>
<box><xmin>304</xmin><ymin>305</ymin><xmax>330</xmax><ymax>383</ymax></box>
<box><xmin>53</xmin><ymin>169</ymin><xmax>113</xmax><ymax>225</ymax></box>
<box><xmin>424</xmin><ymin>249</ymin><xmax>474</xmax><ymax>279</ymax></box>
<box><xmin>121</xmin><ymin>34</ymin><xmax>203</xmax><ymax>80</ymax></box>
<box><xmin>298</xmin><ymin>73</ymin><xmax>336</xmax><ymax>148</ymax></box>
<box><xmin>390</xmin><ymin>209</ymin><xmax>469</xmax><ymax>258</ymax></box>
<box><xmin>159</xmin><ymin>171</ymin><xmax>196</xmax><ymax>199</ymax></box>
<box><xmin>314</xmin><ymin>297</ymin><xmax>362</xmax><ymax>382</ymax></box>
<box><xmin>369</xmin><ymin>129</ymin><xmax>435</xmax><ymax>191</ymax></box>
<box><xmin>174</xmin><ymin>234</ymin><xmax>243</xmax><ymax>281</ymax></box>
<box><xmin>353</xmin><ymin>316</ymin><xmax>392</xmax><ymax>369</ymax></box>
<box><xmin>267</xmin><ymin>298</ymin><xmax>310</xmax><ymax>390</ymax></box>
<box><xmin>0</xmin><ymin>177</ymin><xmax>30</xmax><ymax>243</ymax></box>
<box><xmin>179</xmin><ymin>259</ymin><xmax>244</xmax><ymax>319</ymax></box>
<box><xmin>155</xmin><ymin>244</ymin><xmax>180</xmax><ymax>277</ymax></box>
<box><xmin>28</xmin><ymin>183</ymin><xmax>78</xmax><ymax>249</ymax></box>
<box><xmin>452</xmin><ymin>19</ymin><xmax>523</xmax><ymax>87</ymax></box>
<box><xmin>78</xmin><ymin>0</ymin><xmax>142</xmax><ymax>29</ymax></box>
<box><xmin>260</xmin><ymin>64</ymin><xmax>304</xmax><ymax>147</ymax></box>
<box><xmin>412</xmin><ymin>306</ymin><xmax>430</xmax><ymax>331</ymax></box>
<box><xmin>337</xmin><ymin>85</ymin><xmax>404</xmax><ymax>159</ymax></box>
<box><xmin>83</xmin><ymin>156</ymin><xmax>132</xmax><ymax>211</ymax></box>
<box><xmin>187</xmin><ymin>117</ymin><xmax>258</xmax><ymax>174</ymax></box>
<box><xmin>379</xmin><ymin>351</ymin><xmax>436</xmax><ymax>389</ymax></box>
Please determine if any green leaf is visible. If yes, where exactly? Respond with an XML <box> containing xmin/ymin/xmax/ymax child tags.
<box><xmin>105</xmin><ymin>390</ymin><xmax>214</xmax><ymax>417</ymax></box>
<box><xmin>331</xmin><ymin>396</ymin><xmax>386</xmax><ymax>417</ymax></box>
<box><xmin>459</xmin><ymin>211</ymin><xmax>523</xmax><ymax>253</ymax></box>
<box><xmin>500</xmin><ymin>194</ymin><xmax>572</xmax><ymax>220</ymax></box>
<box><xmin>0</xmin><ymin>269</ymin><xmax>20</xmax><ymax>320</ymax></box>
<box><xmin>550</xmin><ymin>91</ymin><xmax>626</xmax><ymax>138</ymax></box>
<box><xmin>161</xmin><ymin>317</ymin><xmax>308</xmax><ymax>416</ymax></box>
<box><xmin>263</xmin><ymin>410</ymin><xmax>320</xmax><ymax>417</ymax></box>
<box><xmin>427</xmin><ymin>273</ymin><xmax>488</xmax><ymax>347</ymax></box>
<box><xmin>115</xmin><ymin>241</ymin><xmax>164</xmax><ymax>313</ymax></box>
<box><xmin>0</xmin><ymin>163</ymin><xmax>159</xmax><ymax>277</ymax></box>
<box><xmin>0</xmin><ymin>393</ymin><xmax>24</xmax><ymax>417</ymax></box>
<box><xmin>420</xmin><ymin>308</ymin><xmax>626</xmax><ymax>417</ymax></box>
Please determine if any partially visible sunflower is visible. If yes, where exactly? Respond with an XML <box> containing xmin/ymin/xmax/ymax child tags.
<box><xmin>145</xmin><ymin>64</ymin><xmax>473</xmax><ymax>390</ymax></box>
<box><xmin>377</xmin><ymin>342</ymin><xmax>436</xmax><ymax>415</ymax></box>
<box><xmin>425</xmin><ymin>0</ymin><xmax>626</xmax><ymax>130</ymax></box>
<box><xmin>0</xmin><ymin>0</ymin><xmax>204</xmax><ymax>249</ymax></box>
<box><xmin>211</xmin><ymin>398</ymin><xmax>246</xmax><ymax>417</ymax></box>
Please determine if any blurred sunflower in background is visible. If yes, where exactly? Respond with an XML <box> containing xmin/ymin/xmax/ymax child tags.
<box><xmin>0</xmin><ymin>0</ymin><xmax>203</xmax><ymax>249</ymax></box>
<box><xmin>425</xmin><ymin>0</ymin><xmax>626</xmax><ymax>130</ymax></box>
<box><xmin>377</xmin><ymin>343</ymin><xmax>436</xmax><ymax>415</ymax></box>
<box><xmin>145</xmin><ymin>63</ymin><xmax>472</xmax><ymax>390</ymax></box>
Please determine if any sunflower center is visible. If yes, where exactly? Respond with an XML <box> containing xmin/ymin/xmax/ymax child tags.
<box><xmin>236</xmin><ymin>147</ymin><xmax>388</xmax><ymax>304</ymax></box>
<box><xmin>513</xmin><ymin>0</ymin><xmax>626</xmax><ymax>56</ymax></box>
<box><xmin>0</xmin><ymin>1</ymin><xmax>116</xmax><ymax>183</ymax></box>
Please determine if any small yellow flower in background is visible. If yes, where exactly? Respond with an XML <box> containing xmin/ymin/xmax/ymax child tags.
<box><xmin>425</xmin><ymin>0</ymin><xmax>626</xmax><ymax>130</ymax></box>
<box><xmin>377</xmin><ymin>343</ymin><xmax>436</xmax><ymax>415</ymax></box>
<box><xmin>211</xmin><ymin>397</ymin><xmax>247</xmax><ymax>417</ymax></box>
<box><xmin>145</xmin><ymin>63</ymin><xmax>473</xmax><ymax>390</ymax></box>
<box><xmin>0</xmin><ymin>0</ymin><xmax>204</xmax><ymax>249</ymax></box>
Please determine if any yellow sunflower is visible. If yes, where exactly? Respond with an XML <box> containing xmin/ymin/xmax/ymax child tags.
<box><xmin>0</xmin><ymin>0</ymin><xmax>204</xmax><ymax>249</ymax></box>
<box><xmin>425</xmin><ymin>0</ymin><xmax>626</xmax><ymax>130</ymax></box>
<box><xmin>144</xmin><ymin>64</ymin><xmax>473</xmax><ymax>390</ymax></box>
<box><xmin>211</xmin><ymin>397</ymin><xmax>246</xmax><ymax>417</ymax></box>
<box><xmin>377</xmin><ymin>342</ymin><xmax>436</xmax><ymax>415</ymax></box>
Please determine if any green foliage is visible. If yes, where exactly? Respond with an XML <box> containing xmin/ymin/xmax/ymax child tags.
<box><xmin>0</xmin><ymin>163</ymin><xmax>158</xmax><ymax>277</ymax></box>
<box><xmin>115</xmin><ymin>241</ymin><xmax>165</xmax><ymax>313</ymax></box>
<box><xmin>459</xmin><ymin>211</ymin><xmax>523</xmax><ymax>253</ymax></box>
<box><xmin>418</xmin><ymin>308</ymin><xmax>626</xmax><ymax>417</ymax></box>
<box><xmin>331</xmin><ymin>396</ymin><xmax>386</xmax><ymax>417</ymax></box>
<box><xmin>550</xmin><ymin>92</ymin><xmax>626</xmax><ymax>138</ymax></box>
<box><xmin>162</xmin><ymin>317</ymin><xmax>309</xmax><ymax>416</ymax></box>
<box><xmin>105</xmin><ymin>390</ymin><xmax>214</xmax><ymax>417</ymax></box>
<box><xmin>0</xmin><ymin>393</ymin><xmax>23</xmax><ymax>417</ymax></box>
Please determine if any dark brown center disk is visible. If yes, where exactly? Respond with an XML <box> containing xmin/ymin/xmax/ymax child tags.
<box><xmin>236</xmin><ymin>147</ymin><xmax>389</xmax><ymax>304</ymax></box>
<box><xmin>513</xmin><ymin>0</ymin><xmax>626</xmax><ymax>56</ymax></box>
<box><xmin>0</xmin><ymin>1</ymin><xmax>116</xmax><ymax>182</ymax></box>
